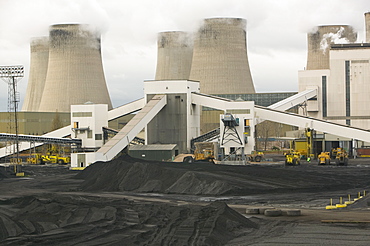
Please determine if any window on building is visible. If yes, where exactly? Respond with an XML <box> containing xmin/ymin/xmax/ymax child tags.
<box><xmin>322</xmin><ymin>76</ymin><xmax>327</xmax><ymax>118</ymax></box>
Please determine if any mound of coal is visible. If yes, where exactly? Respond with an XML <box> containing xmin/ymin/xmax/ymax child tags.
<box><xmin>0</xmin><ymin>194</ymin><xmax>257</xmax><ymax>245</ymax></box>
<box><xmin>76</xmin><ymin>156</ymin><xmax>370</xmax><ymax>196</ymax></box>
<box><xmin>348</xmin><ymin>194</ymin><xmax>370</xmax><ymax>209</ymax></box>
<box><xmin>0</xmin><ymin>166</ymin><xmax>12</xmax><ymax>179</ymax></box>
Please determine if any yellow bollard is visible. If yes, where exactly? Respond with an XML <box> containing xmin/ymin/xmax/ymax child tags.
<box><xmin>345</xmin><ymin>194</ymin><xmax>354</xmax><ymax>205</ymax></box>
<box><xmin>326</xmin><ymin>198</ymin><xmax>337</xmax><ymax>210</ymax></box>
<box><xmin>354</xmin><ymin>191</ymin><xmax>362</xmax><ymax>201</ymax></box>
<box><xmin>336</xmin><ymin>197</ymin><xmax>347</xmax><ymax>208</ymax></box>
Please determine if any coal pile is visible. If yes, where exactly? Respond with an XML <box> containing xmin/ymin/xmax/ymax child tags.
<box><xmin>0</xmin><ymin>166</ymin><xmax>12</xmax><ymax>179</ymax></box>
<box><xmin>0</xmin><ymin>194</ymin><xmax>257</xmax><ymax>245</ymax></box>
<box><xmin>76</xmin><ymin>156</ymin><xmax>370</xmax><ymax>196</ymax></box>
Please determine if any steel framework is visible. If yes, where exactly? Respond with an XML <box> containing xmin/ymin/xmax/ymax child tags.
<box><xmin>0</xmin><ymin>65</ymin><xmax>24</xmax><ymax>163</ymax></box>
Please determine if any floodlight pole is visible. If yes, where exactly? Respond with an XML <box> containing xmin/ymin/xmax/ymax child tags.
<box><xmin>12</xmin><ymin>76</ymin><xmax>20</xmax><ymax>159</ymax></box>
<box><xmin>0</xmin><ymin>66</ymin><xmax>24</xmax><ymax>164</ymax></box>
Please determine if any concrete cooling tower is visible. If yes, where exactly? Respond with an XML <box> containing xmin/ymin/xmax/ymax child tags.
<box><xmin>306</xmin><ymin>25</ymin><xmax>357</xmax><ymax>70</ymax></box>
<box><xmin>38</xmin><ymin>24</ymin><xmax>112</xmax><ymax>112</ymax></box>
<box><xmin>189</xmin><ymin>18</ymin><xmax>255</xmax><ymax>94</ymax></box>
<box><xmin>155</xmin><ymin>31</ymin><xmax>193</xmax><ymax>80</ymax></box>
<box><xmin>365</xmin><ymin>12</ymin><xmax>370</xmax><ymax>43</ymax></box>
<box><xmin>22</xmin><ymin>37</ymin><xmax>49</xmax><ymax>112</ymax></box>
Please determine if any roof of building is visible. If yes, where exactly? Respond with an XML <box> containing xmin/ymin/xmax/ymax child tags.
<box><xmin>331</xmin><ymin>43</ymin><xmax>370</xmax><ymax>49</ymax></box>
<box><xmin>129</xmin><ymin>144</ymin><xmax>177</xmax><ymax>151</ymax></box>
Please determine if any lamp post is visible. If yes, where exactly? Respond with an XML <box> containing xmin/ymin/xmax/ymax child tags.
<box><xmin>0</xmin><ymin>65</ymin><xmax>24</xmax><ymax>165</ymax></box>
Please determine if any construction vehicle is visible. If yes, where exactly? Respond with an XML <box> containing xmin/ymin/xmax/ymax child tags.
<box><xmin>183</xmin><ymin>142</ymin><xmax>216</xmax><ymax>163</ymax></box>
<box><xmin>248</xmin><ymin>151</ymin><xmax>264</xmax><ymax>162</ymax></box>
<box><xmin>334</xmin><ymin>148</ymin><xmax>349</xmax><ymax>166</ymax></box>
<box><xmin>330</xmin><ymin>147</ymin><xmax>343</xmax><ymax>159</ymax></box>
<box><xmin>27</xmin><ymin>153</ymin><xmax>70</xmax><ymax>164</ymax></box>
<box><xmin>285</xmin><ymin>151</ymin><xmax>301</xmax><ymax>166</ymax></box>
<box><xmin>317</xmin><ymin>152</ymin><xmax>331</xmax><ymax>165</ymax></box>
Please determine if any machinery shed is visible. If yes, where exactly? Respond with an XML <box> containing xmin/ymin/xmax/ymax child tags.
<box><xmin>128</xmin><ymin>144</ymin><xmax>178</xmax><ymax>162</ymax></box>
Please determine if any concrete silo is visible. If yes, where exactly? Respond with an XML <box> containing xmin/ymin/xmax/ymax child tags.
<box><xmin>365</xmin><ymin>12</ymin><xmax>370</xmax><ymax>43</ymax></box>
<box><xmin>38</xmin><ymin>24</ymin><xmax>112</xmax><ymax>112</ymax></box>
<box><xmin>22</xmin><ymin>37</ymin><xmax>49</xmax><ymax>112</ymax></box>
<box><xmin>306</xmin><ymin>25</ymin><xmax>357</xmax><ymax>70</ymax></box>
<box><xmin>189</xmin><ymin>18</ymin><xmax>255</xmax><ymax>94</ymax></box>
<box><xmin>155</xmin><ymin>31</ymin><xmax>193</xmax><ymax>80</ymax></box>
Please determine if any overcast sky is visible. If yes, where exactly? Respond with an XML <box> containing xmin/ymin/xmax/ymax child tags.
<box><xmin>0</xmin><ymin>0</ymin><xmax>369</xmax><ymax>112</ymax></box>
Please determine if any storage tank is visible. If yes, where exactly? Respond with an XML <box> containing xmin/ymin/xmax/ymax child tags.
<box><xmin>306</xmin><ymin>25</ymin><xmax>357</xmax><ymax>70</ymax></box>
<box><xmin>365</xmin><ymin>12</ymin><xmax>370</xmax><ymax>43</ymax></box>
<box><xmin>155</xmin><ymin>31</ymin><xmax>193</xmax><ymax>80</ymax></box>
<box><xmin>22</xmin><ymin>37</ymin><xmax>49</xmax><ymax>111</ymax></box>
<box><xmin>189</xmin><ymin>18</ymin><xmax>255</xmax><ymax>94</ymax></box>
<box><xmin>38</xmin><ymin>24</ymin><xmax>112</xmax><ymax>112</ymax></box>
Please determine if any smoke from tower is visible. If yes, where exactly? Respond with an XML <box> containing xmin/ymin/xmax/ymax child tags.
<box><xmin>306</xmin><ymin>25</ymin><xmax>357</xmax><ymax>70</ymax></box>
<box><xmin>22</xmin><ymin>37</ymin><xmax>49</xmax><ymax>111</ymax></box>
<box><xmin>38</xmin><ymin>24</ymin><xmax>112</xmax><ymax>112</ymax></box>
<box><xmin>155</xmin><ymin>31</ymin><xmax>193</xmax><ymax>80</ymax></box>
<box><xmin>189</xmin><ymin>18</ymin><xmax>255</xmax><ymax>94</ymax></box>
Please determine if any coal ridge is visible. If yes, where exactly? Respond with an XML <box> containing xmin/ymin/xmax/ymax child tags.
<box><xmin>0</xmin><ymin>194</ymin><xmax>257</xmax><ymax>245</ymax></box>
<box><xmin>76</xmin><ymin>155</ymin><xmax>370</xmax><ymax>196</ymax></box>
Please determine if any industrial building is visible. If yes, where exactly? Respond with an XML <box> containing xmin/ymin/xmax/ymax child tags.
<box><xmin>2</xmin><ymin>13</ymin><xmax>370</xmax><ymax>165</ymax></box>
<box><xmin>298</xmin><ymin>14</ymin><xmax>370</xmax><ymax>152</ymax></box>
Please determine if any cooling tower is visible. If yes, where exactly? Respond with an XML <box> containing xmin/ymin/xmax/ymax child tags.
<box><xmin>38</xmin><ymin>24</ymin><xmax>112</xmax><ymax>112</ymax></box>
<box><xmin>155</xmin><ymin>31</ymin><xmax>193</xmax><ymax>80</ymax></box>
<box><xmin>365</xmin><ymin>12</ymin><xmax>370</xmax><ymax>43</ymax></box>
<box><xmin>189</xmin><ymin>18</ymin><xmax>255</xmax><ymax>94</ymax></box>
<box><xmin>306</xmin><ymin>25</ymin><xmax>357</xmax><ymax>70</ymax></box>
<box><xmin>22</xmin><ymin>37</ymin><xmax>49</xmax><ymax>112</ymax></box>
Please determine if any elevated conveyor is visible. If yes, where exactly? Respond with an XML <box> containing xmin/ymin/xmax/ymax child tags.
<box><xmin>267</xmin><ymin>88</ymin><xmax>317</xmax><ymax>111</ymax></box>
<box><xmin>254</xmin><ymin>106</ymin><xmax>370</xmax><ymax>143</ymax></box>
<box><xmin>191</xmin><ymin>91</ymin><xmax>370</xmax><ymax>143</ymax></box>
<box><xmin>0</xmin><ymin>133</ymin><xmax>81</xmax><ymax>145</ymax></box>
<box><xmin>96</xmin><ymin>94</ymin><xmax>167</xmax><ymax>161</ymax></box>
<box><xmin>190</xmin><ymin>89</ymin><xmax>318</xmax><ymax>143</ymax></box>
<box><xmin>0</xmin><ymin>99</ymin><xmax>146</xmax><ymax>159</ymax></box>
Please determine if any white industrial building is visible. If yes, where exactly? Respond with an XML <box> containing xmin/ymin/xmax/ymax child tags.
<box><xmin>300</xmin><ymin>44</ymin><xmax>370</xmax><ymax>129</ymax></box>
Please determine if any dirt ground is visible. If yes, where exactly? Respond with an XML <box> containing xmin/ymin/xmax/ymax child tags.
<box><xmin>1</xmin><ymin>154</ymin><xmax>370</xmax><ymax>245</ymax></box>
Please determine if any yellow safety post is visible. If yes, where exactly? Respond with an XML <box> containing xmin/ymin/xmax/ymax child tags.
<box><xmin>345</xmin><ymin>194</ymin><xmax>354</xmax><ymax>205</ymax></box>
<box><xmin>326</xmin><ymin>198</ymin><xmax>337</xmax><ymax>210</ymax></box>
<box><xmin>336</xmin><ymin>197</ymin><xmax>347</xmax><ymax>208</ymax></box>
<box><xmin>354</xmin><ymin>191</ymin><xmax>363</xmax><ymax>202</ymax></box>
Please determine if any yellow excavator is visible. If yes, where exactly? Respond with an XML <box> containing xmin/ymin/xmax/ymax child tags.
<box><xmin>334</xmin><ymin>148</ymin><xmax>349</xmax><ymax>166</ymax></box>
<box><xmin>27</xmin><ymin>153</ymin><xmax>70</xmax><ymax>164</ymax></box>
<box><xmin>285</xmin><ymin>151</ymin><xmax>301</xmax><ymax>166</ymax></box>
<box><xmin>317</xmin><ymin>152</ymin><xmax>331</xmax><ymax>165</ymax></box>
<box><xmin>183</xmin><ymin>142</ymin><xmax>216</xmax><ymax>163</ymax></box>
<box><xmin>248</xmin><ymin>151</ymin><xmax>264</xmax><ymax>162</ymax></box>
<box><xmin>26</xmin><ymin>144</ymin><xmax>70</xmax><ymax>164</ymax></box>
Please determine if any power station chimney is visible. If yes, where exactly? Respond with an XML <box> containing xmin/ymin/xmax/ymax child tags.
<box><xmin>155</xmin><ymin>31</ymin><xmax>193</xmax><ymax>80</ymax></box>
<box><xmin>38</xmin><ymin>24</ymin><xmax>112</xmax><ymax>112</ymax></box>
<box><xmin>365</xmin><ymin>12</ymin><xmax>370</xmax><ymax>43</ymax></box>
<box><xmin>22</xmin><ymin>37</ymin><xmax>49</xmax><ymax>111</ymax></box>
<box><xmin>189</xmin><ymin>18</ymin><xmax>255</xmax><ymax>94</ymax></box>
<box><xmin>306</xmin><ymin>25</ymin><xmax>357</xmax><ymax>70</ymax></box>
